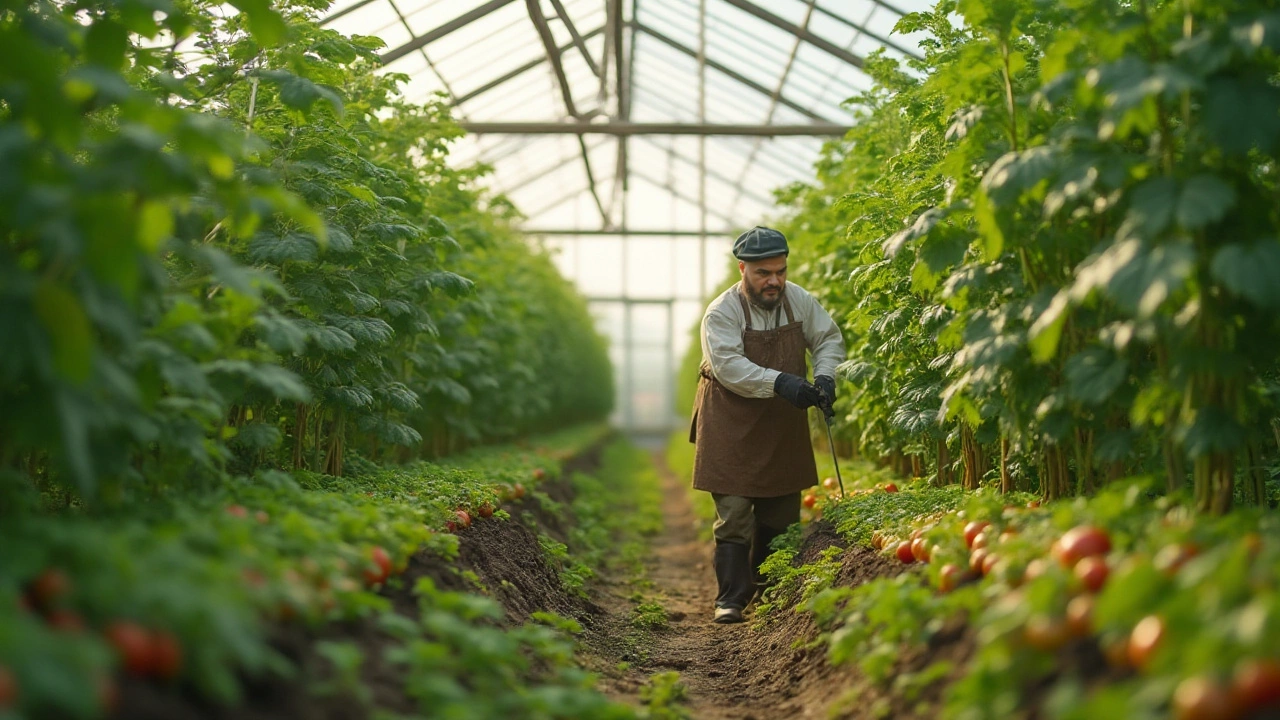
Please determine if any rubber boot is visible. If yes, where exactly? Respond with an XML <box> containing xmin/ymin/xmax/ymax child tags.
<box><xmin>713</xmin><ymin>541</ymin><xmax>752</xmax><ymax>623</ymax></box>
<box><xmin>750</xmin><ymin>522</ymin><xmax>785</xmax><ymax>601</ymax></box>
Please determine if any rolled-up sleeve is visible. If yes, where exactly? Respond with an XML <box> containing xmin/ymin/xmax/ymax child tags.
<box><xmin>701</xmin><ymin>306</ymin><xmax>780</xmax><ymax>399</ymax></box>
<box><xmin>798</xmin><ymin>289</ymin><xmax>845</xmax><ymax>378</ymax></box>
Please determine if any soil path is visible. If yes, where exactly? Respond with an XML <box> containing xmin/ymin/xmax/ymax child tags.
<box><xmin>588</xmin><ymin>451</ymin><xmax>885</xmax><ymax>720</ymax></box>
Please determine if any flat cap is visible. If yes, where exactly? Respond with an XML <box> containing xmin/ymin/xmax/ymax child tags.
<box><xmin>732</xmin><ymin>226</ymin><xmax>789</xmax><ymax>260</ymax></box>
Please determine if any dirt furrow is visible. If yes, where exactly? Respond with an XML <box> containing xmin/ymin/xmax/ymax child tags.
<box><xmin>587</xmin><ymin>451</ymin><xmax>901</xmax><ymax>720</ymax></box>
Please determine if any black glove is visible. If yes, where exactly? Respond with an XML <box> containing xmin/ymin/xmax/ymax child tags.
<box><xmin>815</xmin><ymin>375</ymin><xmax>836</xmax><ymax>418</ymax></box>
<box><xmin>773</xmin><ymin>373</ymin><xmax>823</xmax><ymax>409</ymax></box>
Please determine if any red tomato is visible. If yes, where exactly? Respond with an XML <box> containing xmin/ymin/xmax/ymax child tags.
<box><xmin>1231</xmin><ymin>659</ymin><xmax>1280</xmax><ymax>712</ymax></box>
<box><xmin>822</xmin><ymin>477</ymin><xmax>839</xmax><ymax>491</ymax></box>
<box><xmin>46</xmin><ymin>609</ymin><xmax>85</xmax><ymax>633</ymax></box>
<box><xmin>1074</xmin><ymin>556</ymin><xmax>1109</xmax><ymax>593</ymax></box>
<box><xmin>1054</xmin><ymin>526</ymin><xmax>1112</xmax><ymax>568</ymax></box>
<box><xmin>511</xmin><ymin>483</ymin><xmax>526</xmax><ymax>500</ymax></box>
<box><xmin>895</xmin><ymin>541</ymin><xmax>916</xmax><ymax>564</ymax></box>
<box><xmin>532</xmin><ymin>468</ymin><xmax>546</xmax><ymax>482</ymax></box>
<box><xmin>0</xmin><ymin>665</ymin><xmax>16</xmax><ymax>709</ymax></box>
<box><xmin>969</xmin><ymin>548</ymin><xmax>990</xmax><ymax>574</ymax></box>
<box><xmin>1023</xmin><ymin>558</ymin><xmax>1050</xmax><ymax>581</ymax></box>
<box><xmin>1027</xmin><ymin>500</ymin><xmax>1041</xmax><ymax>509</ymax></box>
<box><xmin>963</xmin><ymin>521</ymin><xmax>990</xmax><ymax>548</ymax></box>
<box><xmin>981</xmin><ymin>552</ymin><xmax>1000</xmax><ymax>576</ymax></box>
<box><xmin>1155</xmin><ymin>543</ymin><xmax>1199</xmax><ymax>576</ymax></box>
<box><xmin>1024</xmin><ymin>615</ymin><xmax>1070</xmax><ymax>652</ymax></box>
<box><xmin>150</xmin><ymin>631</ymin><xmax>183</xmax><ymax>680</ymax></box>
<box><xmin>802</xmin><ymin>493</ymin><xmax>818</xmax><ymax>509</ymax></box>
<box><xmin>446</xmin><ymin>520</ymin><xmax>458</xmax><ymax>533</ymax></box>
<box><xmin>254</xmin><ymin>510</ymin><xmax>270</xmax><ymax>524</ymax></box>
<box><xmin>105</xmin><ymin>621</ymin><xmax>153</xmax><ymax>677</ymax></box>
<box><xmin>1066</xmin><ymin>595</ymin><xmax>1094</xmax><ymax>637</ymax></box>
<box><xmin>225</xmin><ymin>504</ymin><xmax>248</xmax><ymax>518</ymax></box>
<box><xmin>971</xmin><ymin>531</ymin><xmax>990</xmax><ymax>550</ymax></box>
<box><xmin>938</xmin><ymin>564</ymin><xmax>962</xmax><ymax>592</ymax></box>
<box><xmin>883</xmin><ymin>483</ymin><xmax>898</xmax><ymax>493</ymax></box>
<box><xmin>365</xmin><ymin>546</ymin><xmax>392</xmax><ymax>585</ymax></box>
<box><xmin>911</xmin><ymin>537</ymin><xmax>931</xmax><ymax>562</ymax></box>
<box><xmin>455</xmin><ymin>509</ymin><xmax>472</xmax><ymax>528</ymax></box>
<box><xmin>477</xmin><ymin>502</ymin><xmax>494</xmax><ymax>518</ymax></box>
<box><xmin>1128</xmin><ymin>615</ymin><xmax>1165</xmax><ymax>670</ymax></box>
<box><xmin>1173</xmin><ymin>675</ymin><xmax>1239</xmax><ymax>720</ymax></box>
<box><xmin>28</xmin><ymin>568</ymin><xmax>70</xmax><ymax>611</ymax></box>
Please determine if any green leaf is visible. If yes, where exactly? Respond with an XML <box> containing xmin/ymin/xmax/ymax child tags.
<box><xmin>1073</xmin><ymin>238</ymin><xmax>1194</xmax><ymax>316</ymax></box>
<box><xmin>84</xmin><ymin>20</ymin><xmax>129</xmax><ymax>69</ymax></box>
<box><xmin>33</xmin><ymin>280</ymin><xmax>93</xmax><ymax>383</ymax></box>
<box><xmin>1179</xmin><ymin>406</ymin><xmax>1245</xmax><ymax>455</ymax></box>
<box><xmin>1027</xmin><ymin>291</ymin><xmax>1069</xmax><ymax>363</ymax></box>
<box><xmin>1210</xmin><ymin>240</ymin><xmax>1280</xmax><ymax>309</ymax></box>
<box><xmin>1177</xmin><ymin>175</ymin><xmax>1235</xmax><ymax>230</ymax></box>
<box><xmin>227</xmin><ymin>0</ymin><xmax>287</xmax><ymax>46</ymax></box>
<box><xmin>1065</xmin><ymin>347</ymin><xmax>1128</xmax><ymax>406</ymax></box>
<box><xmin>973</xmin><ymin>191</ymin><xmax>1004</xmax><ymax>261</ymax></box>
<box><xmin>1203</xmin><ymin>75</ymin><xmax>1280</xmax><ymax>155</ymax></box>
<box><xmin>138</xmin><ymin>200</ymin><xmax>174</xmax><ymax>252</ymax></box>
<box><xmin>1123</xmin><ymin>176</ymin><xmax>1177</xmax><ymax>239</ymax></box>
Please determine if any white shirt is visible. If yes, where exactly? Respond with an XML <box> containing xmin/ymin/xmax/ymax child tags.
<box><xmin>700</xmin><ymin>281</ymin><xmax>846</xmax><ymax>399</ymax></box>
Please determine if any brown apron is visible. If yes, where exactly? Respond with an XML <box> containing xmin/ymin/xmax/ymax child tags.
<box><xmin>689</xmin><ymin>285</ymin><xmax>818</xmax><ymax>497</ymax></box>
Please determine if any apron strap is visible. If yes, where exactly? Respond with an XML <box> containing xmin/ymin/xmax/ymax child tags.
<box><xmin>735</xmin><ymin>286</ymin><xmax>753</xmax><ymax>331</ymax></box>
<box><xmin>781</xmin><ymin>286</ymin><xmax>795</xmax><ymax>325</ymax></box>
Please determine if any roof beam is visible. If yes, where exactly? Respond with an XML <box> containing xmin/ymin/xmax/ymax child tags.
<box><xmin>549</xmin><ymin>0</ymin><xmax>600</xmax><ymax>77</ymax></box>
<box><xmin>634</xmin><ymin>136</ymin><xmax>775</xmax><ymax>208</ymax></box>
<box><xmin>524</xmin><ymin>228</ymin><xmax>733</xmax><ymax>236</ymax></box>
<box><xmin>453</xmin><ymin>26</ymin><xmax>605</xmax><ymax>105</ymax></box>
<box><xmin>812</xmin><ymin>3</ymin><xmax>920</xmax><ymax>60</ymax></box>
<box><xmin>459</xmin><ymin>121</ymin><xmax>849</xmax><ymax>136</ymax></box>
<box><xmin>380</xmin><ymin>0</ymin><xmax>516</xmax><ymax>65</ymax></box>
<box><xmin>717</xmin><ymin>0</ymin><xmax>864</xmax><ymax>69</ymax></box>
<box><xmin>633</xmin><ymin>22</ymin><xmax>835</xmax><ymax>124</ymax></box>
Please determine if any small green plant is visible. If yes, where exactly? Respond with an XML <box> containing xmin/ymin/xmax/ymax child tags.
<box><xmin>639</xmin><ymin>671</ymin><xmax>691</xmax><ymax>720</ymax></box>
<box><xmin>630</xmin><ymin>601</ymin><xmax>669</xmax><ymax>630</ymax></box>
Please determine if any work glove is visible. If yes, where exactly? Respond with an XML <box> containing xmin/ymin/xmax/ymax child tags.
<box><xmin>815</xmin><ymin>375</ymin><xmax>836</xmax><ymax>419</ymax></box>
<box><xmin>773</xmin><ymin>372</ymin><xmax>823</xmax><ymax>409</ymax></box>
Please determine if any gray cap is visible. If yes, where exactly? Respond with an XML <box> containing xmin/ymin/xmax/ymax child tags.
<box><xmin>732</xmin><ymin>226</ymin><xmax>789</xmax><ymax>260</ymax></box>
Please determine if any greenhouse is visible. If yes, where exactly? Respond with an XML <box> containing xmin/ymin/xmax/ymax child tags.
<box><xmin>4</xmin><ymin>0</ymin><xmax>1280</xmax><ymax>719</ymax></box>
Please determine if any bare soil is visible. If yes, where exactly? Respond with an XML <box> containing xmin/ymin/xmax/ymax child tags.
<box><xmin>581</xmin><ymin>452</ymin><xmax>924</xmax><ymax>720</ymax></box>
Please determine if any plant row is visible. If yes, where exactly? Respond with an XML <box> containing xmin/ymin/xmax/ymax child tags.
<box><xmin>1</xmin><ymin>0</ymin><xmax>612</xmax><ymax>505</ymax></box>
<box><xmin>759</xmin><ymin>466</ymin><xmax>1280</xmax><ymax>719</ymax></box>
<box><xmin>0</xmin><ymin>426</ymin><xmax>642</xmax><ymax>719</ymax></box>
<box><xmin>776</xmin><ymin>0</ymin><xmax>1280</xmax><ymax>510</ymax></box>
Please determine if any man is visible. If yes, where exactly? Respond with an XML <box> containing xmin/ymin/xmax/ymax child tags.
<box><xmin>688</xmin><ymin>226</ymin><xmax>845</xmax><ymax>624</ymax></box>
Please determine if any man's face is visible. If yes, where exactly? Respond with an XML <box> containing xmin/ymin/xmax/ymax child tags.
<box><xmin>739</xmin><ymin>255</ymin><xmax>787</xmax><ymax>310</ymax></box>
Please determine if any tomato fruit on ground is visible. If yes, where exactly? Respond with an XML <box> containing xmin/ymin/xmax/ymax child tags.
<box><xmin>911</xmin><ymin>537</ymin><xmax>930</xmax><ymax>562</ymax></box>
<box><xmin>150</xmin><ymin>631</ymin><xmax>183</xmax><ymax>680</ymax></box>
<box><xmin>883</xmin><ymin>483</ymin><xmax>898</xmax><ymax>493</ymax></box>
<box><xmin>27</xmin><ymin>568</ymin><xmax>70</xmax><ymax>611</ymax></box>
<box><xmin>477</xmin><ymin>502</ymin><xmax>494</xmax><ymax>518</ymax></box>
<box><xmin>895</xmin><ymin>541</ymin><xmax>915</xmax><ymax>564</ymax></box>
<box><xmin>1053</xmin><ymin>526</ymin><xmax>1111</xmax><ymax>568</ymax></box>
<box><xmin>1128</xmin><ymin>615</ymin><xmax>1166</xmax><ymax>669</ymax></box>
<box><xmin>365</xmin><ymin>546</ymin><xmax>392</xmax><ymax>585</ymax></box>
<box><xmin>1231</xmin><ymin>659</ymin><xmax>1280</xmax><ymax>712</ymax></box>
<box><xmin>1023</xmin><ymin>615</ymin><xmax>1070</xmax><ymax>652</ymax></box>
<box><xmin>105</xmin><ymin>622</ymin><xmax>154</xmax><ymax>677</ymax></box>
<box><xmin>1074</xmin><ymin>556</ymin><xmax>1109</xmax><ymax>593</ymax></box>
<box><xmin>455</xmin><ymin>509</ymin><xmax>472</xmax><ymax>528</ymax></box>
<box><xmin>1173</xmin><ymin>675</ymin><xmax>1238</xmax><ymax>720</ymax></box>
<box><xmin>1066</xmin><ymin>595</ymin><xmax>1094</xmax><ymax>637</ymax></box>
<box><xmin>0</xmin><ymin>666</ymin><xmax>15</xmax><ymax>708</ymax></box>
<box><xmin>969</xmin><ymin>548</ymin><xmax>989</xmax><ymax>574</ymax></box>
<box><xmin>822</xmin><ymin>477</ymin><xmax>839</xmax><ymax>491</ymax></box>
<box><xmin>938</xmin><ymin>564</ymin><xmax>962</xmax><ymax>592</ymax></box>
<box><xmin>963</xmin><ymin>521</ymin><xmax>990</xmax><ymax>549</ymax></box>
<box><xmin>225</xmin><ymin>504</ymin><xmax>248</xmax><ymax>518</ymax></box>
<box><xmin>802</xmin><ymin>493</ymin><xmax>817</xmax><ymax>509</ymax></box>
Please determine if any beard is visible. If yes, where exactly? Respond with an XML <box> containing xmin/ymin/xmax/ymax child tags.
<box><xmin>744</xmin><ymin>281</ymin><xmax>782</xmax><ymax>311</ymax></box>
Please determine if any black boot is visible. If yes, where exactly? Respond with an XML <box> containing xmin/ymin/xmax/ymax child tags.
<box><xmin>750</xmin><ymin>522</ymin><xmax>785</xmax><ymax>601</ymax></box>
<box><xmin>713</xmin><ymin>541</ymin><xmax>752</xmax><ymax>623</ymax></box>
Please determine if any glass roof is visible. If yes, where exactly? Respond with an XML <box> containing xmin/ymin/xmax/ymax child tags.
<box><xmin>323</xmin><ymin>0</ymin><xmax>933</xmax><ymax>235</ymax></box>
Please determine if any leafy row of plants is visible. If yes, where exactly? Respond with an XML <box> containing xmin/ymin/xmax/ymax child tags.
<box><xmin>1</xmin><ymin>0</ymin><xmax>613</xmax><ymax>506</ymax></box>
<box><xmin>743</xmin><ymin>461</ymin><xmax>1280</xmax><ymax>720</ymax></box>
<box><xmin>0</xmin><ymin>426</ymin><xmax>642</xmax><ymax>719</ymax></box>
<box><xmin>776</xmin><ymin>0</ymin><xmax>1280</xmax><ymax>511</ymax></box>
